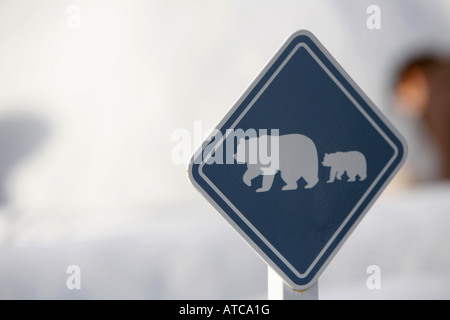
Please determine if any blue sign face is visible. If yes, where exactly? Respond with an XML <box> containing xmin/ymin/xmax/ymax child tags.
<box><xmin>188</xmin><ymin>30</ymin><xmax>407</xmax><ymax>289</ymax></box>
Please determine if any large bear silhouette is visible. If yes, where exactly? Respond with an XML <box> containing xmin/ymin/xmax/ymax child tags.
<box><xmin>234</xmin><ymin>134</ymin><xmax>319</xmax><ymax>192</ymax></box>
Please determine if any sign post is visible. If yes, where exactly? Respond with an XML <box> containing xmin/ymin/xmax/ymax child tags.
<box><xmin>268</xmin><ymin>267</ymin><xmax>318</xmax><ymax>300</ymax></box>
<box><xmin>188</xmin><ymin>30</ymin><xmax>407</xmax><ymax>295</ymax></box>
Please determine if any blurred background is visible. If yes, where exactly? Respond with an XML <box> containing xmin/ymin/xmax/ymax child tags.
<box><xmin>0</xmin><ymin>0</ymin><xmax>449</xmax><ymax>299</ymax></box>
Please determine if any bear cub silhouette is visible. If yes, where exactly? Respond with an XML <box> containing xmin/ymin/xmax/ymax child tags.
<box><xmin>322</xmin><ymin>151</ymin><xmax>367</xmax><ymax>183</ymax></box>
<box><xmin>235</xmin><ymin>134</ymin><xmax>319</xmax><ymax>192</ymax></box>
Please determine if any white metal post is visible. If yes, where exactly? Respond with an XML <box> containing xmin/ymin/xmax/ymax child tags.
<box><xmin>267</xmin><ymin>266</ymin><xmax>318</xmax><ymax>300</ymax></box>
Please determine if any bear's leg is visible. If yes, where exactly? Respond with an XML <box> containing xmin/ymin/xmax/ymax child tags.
<box><xmin>303</xmin><ymin>172</ymin><xmax>319</xmax><ymax>189</ymax></box>
<box><xmin>256</xmin><ymin>174</ymin><xmax>275</xmax><ymax>193</ymax></box>
<box><xmin>280</xmin><ymin>171</ymin><xmax>297</xmax><ymax>191</ymax></box>
<box><xmin>327</xmin><ymin>168</ymin><xmax>337</xmax><ymax>183</ymax></box>
<box><xmin>347</xmin><ymin>171</ymin><xmax>357</xmax><ymax>182</ymax></box>
<box><xmin>359</xmin><ymin>170</ymin><xmax>367</xmax><ymax>181</ymax></box>
<box><xmin>243</xmin><ymin>164</ymin><xmax>261</xmax><ymax>187</ymax></box>
<box><xmin>336</xmin><ymin>170</ymin><xmax>345</xmax><ymax>181</ymax></box>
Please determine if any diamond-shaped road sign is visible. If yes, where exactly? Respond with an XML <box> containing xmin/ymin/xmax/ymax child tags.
<box><xmin>188</xmin><ymin>30</ymin><xmax>407</xmax><ymax>290</ymax></box>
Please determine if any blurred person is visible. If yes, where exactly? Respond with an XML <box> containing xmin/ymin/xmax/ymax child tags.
<box><xmin>394</xmin><ymin>54</ymin><xmax>450</xmax><ymax>183</ymax></box>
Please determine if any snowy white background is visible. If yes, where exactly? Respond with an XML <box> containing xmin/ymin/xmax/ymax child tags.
<box><xmin>0</xmin><ymin>0</ymin><xmax>449</xmax><ymax>299</ymax></box>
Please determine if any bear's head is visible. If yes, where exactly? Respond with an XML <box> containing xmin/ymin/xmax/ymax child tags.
<box><xmin>322</xmin><ymin>153</ymin><xmax>336</xmax><ymax>167</ymax></box>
